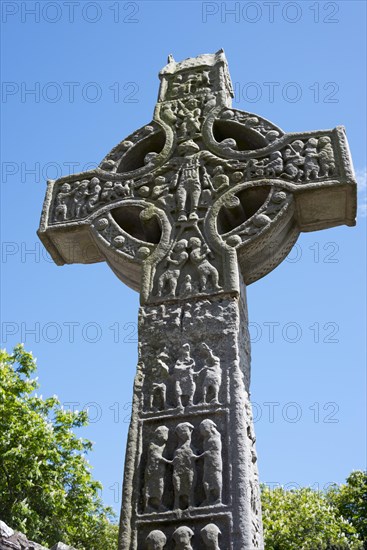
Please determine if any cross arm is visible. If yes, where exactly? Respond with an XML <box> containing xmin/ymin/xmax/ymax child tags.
<box><xmin>205</xmin><ymin>125</ymin><xmax>357</xmax><ymax>286</ymax></box>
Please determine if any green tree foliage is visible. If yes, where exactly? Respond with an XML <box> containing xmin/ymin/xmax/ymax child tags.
<box><xmin>261</xmin><ymin>484</ymin><xmax>364</xmax><ymax>550</ymax></box>
<box><xmin>327</xmin><ymin>471</ymin><xmax>367</xmax><ymax>547</ymax></box>
<box><xmin>0</xmin><ymin>345</ymin><xmax>118</xmax><ymax>549</ymax></box>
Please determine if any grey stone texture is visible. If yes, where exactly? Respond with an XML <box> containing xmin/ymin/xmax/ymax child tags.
<box><xmin>38</xmin><ymin>51</ymin><xmax>357</xmax><ymax>549</ymax></box>
<box><xmin>0</xmin><ymin>521</ymin><xmax>76</xmax><ymax>550</ymax></box>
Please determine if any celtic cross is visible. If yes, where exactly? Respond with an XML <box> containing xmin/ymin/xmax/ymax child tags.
<box><xmin>38</xmin><ymin>51</ymin><xmax>356</xmax><ymax>550</ymax></box>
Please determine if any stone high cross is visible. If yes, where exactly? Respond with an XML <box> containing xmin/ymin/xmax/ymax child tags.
<box><xmin>38</xmin><ymin>51</ymin><xmax>356</xmax><ymax>550</ymax></box>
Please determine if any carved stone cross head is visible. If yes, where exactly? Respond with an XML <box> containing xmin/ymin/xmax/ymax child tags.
<box><xmin>38</xmin><ymin>49</ymin><xmax>356</xmax><ymax>305</ymax></box>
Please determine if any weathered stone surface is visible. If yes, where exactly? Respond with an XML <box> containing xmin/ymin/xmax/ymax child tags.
<box><xmin>118</xmin><ymin>292</ymin><xmax>262</xmax><ymax>549</ymax></box>
<box><xmin>0</xmin><ymin>521</ymin><xmax>75</xmax><ymax>550</ymax></box>
<box><xmin>38</xmin><ymin>51</ymin><xmax>357</xmax><ymax>550</ymax></box>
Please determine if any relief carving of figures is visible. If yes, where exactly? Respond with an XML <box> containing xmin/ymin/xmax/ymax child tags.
<box><xmin>149</xmin><ymin>349</ymin><xmax>170</xmax><ymax>410</ymax></box>
<box><xmin>86</xmin><ymin>177</ymin><xmax>102</xmax><ymax>211</ymax></box>
<box><xmin>146</xmin><ymin>530</ymin><xmax>167</xmax><ymax>550</ymax></box>
<box><xmin>239</xmin><ymin>135</ymin><xmax>337</xmax><ymax>185</ymax></box>
<box><xmin>196</xmin><ymin>343</ymin><xmax>221</xmax><ymax>404</ymax></box>
<box><xmin>304</xmin><ymin>138</ymin><xmax>320</xmax><ymax>180</ymax></box>
<box><xmin>281</xmin><ymin>136</ymin><xmax>336</xmax><ymax>182</ymax></box>
<box><xmin>54</xmin><ymin>176</ymin><xmax>123</xmax><ymax>222</ymax></box>
<box><xmin>263</xmin><ymin>151</ymin><xmax>283</xmax><ymax>177</ymax></box>
<box><xmin>282</xmin><ymin>140</ymin><xmax>305</xmax><ymax>181</ymax></box>
<box><xmin>72</xmin><ymin>179</ymin><xmax>90</xmax><ymax>217</ymax></box>
<box><xmin>177</xmin><ymin>99</ymin><xmax>202</xmax><ymax>139</ymax></box>
<box><xmin>155</xmin><ymin>236</ymin><xmax>221</xmax><ymax>299</ymax></box>
<box><xmin>199</xmin><ymin>419</ymin><xmax>223</xmax><ymax>506</ymax></box>
<box><xmin>100</xmin><ymin>179</ymin><xmax>131</xmax><ymax>202</ymax></box>
<box><xmin>54</xmin><ymin>183</ymin><xmax>72</xmax><ymax>221</ymax></box>
<box><xmin>318</xmin><ymin>136</ymin><xmax>336</xmax><ymax>176</ymax></box>
<box><xmin>189</xmin><ymin>237</ymin><xmax>221</xmax><ymax>293</ymax></box>
<box><xmin>168</xmin><ymin>69</ymin><xmax>212</xmax><ymax>100</ymax></box>
<box><xmin>144</xmin><ymin>426</ymin><xmax>170</xmax><ymax>512</ymax></box>
<box><xmin>176</xmin><ymin>140</ymin><xmax>203</xmax><ymax>221</ymax></box>
<box><xmin>172</xmin><ymin>142</ymin><xmax>236</xmax><ymax>222</ymax></box>
<box><xmin>201</xmin><ymin>524</ymin><xmax>222</xmax><ymax>549</ymax></box>
<box><xmin>173</xmin><ymin>344</ymin><xmax>195</xmax><ymax>408</ymax></box>
<box><xmin>172</xmin><ymin>422</ymin><xmax>199</xmax><ymax>509</ymax></box>
<box><xmin>172</xmin><ymin>526</ymin><xmax>194</xmax><ymax>550</ymax></box>
<box><xmin>157</xmin><ymin>240</ymin><xmax>189</xmax><ymax>298</ymax></box>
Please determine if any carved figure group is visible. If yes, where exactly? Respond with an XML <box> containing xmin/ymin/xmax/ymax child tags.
<box><xmin>143</xmin><ymin>418</ymin><xmax>223</xmax><ymax>512</ymax></box>
<box><xmin>147</xmin><ymin>343</ymin><xmax>221</xmax><ymax>411</ymax></box>
<box><xmin>168</xmin><ymin>69</ymin><xmax>212</xmax><ymax>100</ymax></box>
<box><xmin>146</xmin><ymin>523</ymin><xmax>221</xmax><ymax>549</ymax></box>
<box><xmin>53</xmin><ymin>176</ymin><xmax>132</xmax><ymax>221</ymax></box>
<box><xmin>283</xmin><ymin>136</ymin><xmax>336</xmax><ymax>181</ymax></box>
<box><xmin>244</xmin><ymin>135</ymin><xmax>336</xmax><ymax>183</ymax></box>
<box><xmin>156</xmin><ymin>237</ymin><xmax>221</xmax><ymax>298</ymax></box>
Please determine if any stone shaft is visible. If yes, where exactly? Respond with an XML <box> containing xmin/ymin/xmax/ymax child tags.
<box><xmin>119</xmin><ymin>285</ymin><xmax>263</xmax><ymax>550</ymax></box>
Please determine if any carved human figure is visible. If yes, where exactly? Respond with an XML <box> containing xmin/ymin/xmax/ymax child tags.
<box><xmin>86</xmin><ymin>177</ymin><xmax>101</xmax><ymax>212</ymax></box>
<box><xmin>174</xmin><ymin>143</ymin><xmax>237</xmax><ymax>221</ymax></box>
<box><xmin>144</xmin><ymin>426</ymin><xmax>170</xmax><ymax>512</ymax></box>
<box><xmin>201</xmin><ymin>524</ymin><xmax>222</xmax><ymax>549</ymax></box>
<box><xmin>196</xmin><ymin>343</ymin><xmax>221</xmax><ymax>404</ymax></box>
<box><xmin>161</xmin><ymin>103</ymin><xmax>178</xmax><ymax>126</ymax></box>
<box><xmin>73</xmin><ymin>179</ymin><xmax>89</xmax><ymax>217</ymax></box>
<box><xmin>101</xmin><ymin>180</ymin><xmax>131</xmax><ymax>202</ymax></box>
<box><xmin>245</xmin><ymin>157</ymin><xmax>265</xmax><ymax>179</ymax></box>
<box><xmin>177</xmin><ymin>98</ymin><xmax>202</xmax><ymax>139</ymax></box>
<box><xmin>149</xmin><ymin>349</ymin><xmax>170</xmax><ymax>410</ymax></box>
<box><xmin>264</xmin><ymin>151</ymin><xmax>283</xmax><ymax>177</ymax></box>
<box><xmin>304</xmin><ymin>138</ymin><xmax>320</xmax><ymax>180</ymax></box>
<box><xmin>172</xmin><ymin>422</ymin><xmax>198</xmax><ymax>509</ymax></box>
<box><xmin>157</xmin><ymin>240</ymin><xmax>188</xmax><ymax>298</ymax></box>
<box><xmin>146</xmin><ymin>530</ymin><xmax>167</xmax><ymax>550</ymax></box>
<box><xmin>173</xmin><ymin>344</ymin><xmax>195</xmax><ymax>408</ymax></box>
<box><xmin>199</xmin><ymin>419</ymin><xmax>223</xmax><ymax>506</ymax></box>
<box><xmin>54</xmin><ymin>183</ymin><xmax>72</xmax><ymax>221</ymax></box>
<box><xmin>101</xmin><ymin>181</ymin><xmax>114</xmax><ymax>202</ymax></box>
<box><xmin>189</xmin><ymin>237</ymin><xmax>221</xmax><ymax>292</ymax></box>
<box><xmin>283</xmin><ymin>140</ymin><xmax>305</xmax><ymax>181</ymax></box>
<box><xmin>176</xmin><ymin>140</ymin><xmax>202</xmax><ymax>221</ymax></box>
<box><xmin>172</xmin><ymin>526</ymin><xmax>194</xmax><ymax>550</ymax></box>
<box><xmin>318</xmin><ymin>136</ymin><xmax>336</xmax><ymax>176</ymax></box>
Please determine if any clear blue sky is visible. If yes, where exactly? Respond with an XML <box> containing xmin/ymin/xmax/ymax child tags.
<box><xmin>1</xmin><ymin>1</ymin><xmax>366</xmax><ymax>514</ymax></box>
